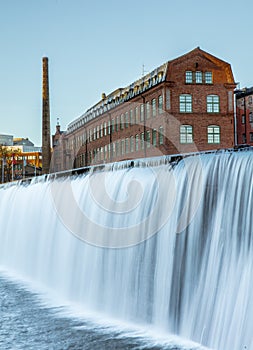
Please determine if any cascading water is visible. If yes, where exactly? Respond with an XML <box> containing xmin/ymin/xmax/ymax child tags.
<box><xmin>0</xmin><ymin>151</ymin><xmax>252</xmax><ymax>350</ymax></box>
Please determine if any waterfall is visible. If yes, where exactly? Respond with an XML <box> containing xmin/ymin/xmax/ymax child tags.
<box><xmin>0</xmin><ymin>151</ymin><xmax>252</xmax><ymax>350</ymax></box>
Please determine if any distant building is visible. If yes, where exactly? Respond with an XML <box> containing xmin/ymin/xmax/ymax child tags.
<box><xmin>235</xmin><ymin>87</ymin><xmax>253</xmax><ymax>145</ymax></box>
<box><xmin>0</xmin><ymin>134</ymin><xmax>13</xmax><ymax>146</ymax></box>
<box><xmin>51</xmin><ymin>122</ymin><xmax>65</xmax><ymax>172</ymax></box>
<box><xmin>0</xmin><ymin>135</ymin><xmax>42</xmax><ymax>182</ymax></box>
<box><xmin>13</xmin><ymin>137</ymin><xmax>42</xmax><ymax>153</ymax></box>
<box><xmin>14</xmin><ymin>137</ymin><xmax>35</xmax><ymax>147</ymax></box>
<box><xmin>56</xmin><ymin>48</ymin><xmax>236</xmax><ymax>171</ymax></box>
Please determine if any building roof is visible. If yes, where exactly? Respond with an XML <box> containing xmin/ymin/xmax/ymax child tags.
<box><xmin>67</xmin><ymin>60</ymin><xmax>168</xmax><ymax>134</ymax></box>
<box><xmin>67</xmin><ymin>47</ymin><xmax>235</xmax><ymax>134</ymax></box>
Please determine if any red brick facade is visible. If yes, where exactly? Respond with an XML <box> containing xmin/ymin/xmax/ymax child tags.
<box><xmin>51</xmin><ymin>47</ymin><xmax>236</xmax><ymax>172</ymax></box>
<box><xmin>235</xmin><ymin>87</ymin><xmax>253</xmax><ymax>145</ymax></box>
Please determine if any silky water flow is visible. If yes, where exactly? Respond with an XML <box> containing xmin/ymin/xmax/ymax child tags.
<box><xmin>0</xmin><ymin>152</ymin><xmax>252</xmax><ymax>350</ymax></box>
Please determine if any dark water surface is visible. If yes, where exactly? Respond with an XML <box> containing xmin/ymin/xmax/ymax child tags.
<box><xmin>0</xmin><ymin>274</ymin><xmax>205</xmax><ymax>350</ymax></box>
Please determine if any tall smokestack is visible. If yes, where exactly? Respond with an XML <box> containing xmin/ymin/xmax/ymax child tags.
<box><xmin>42</xmin><ymin>57</ymin><xmax>51</xmax><ymax>174</ymax></box>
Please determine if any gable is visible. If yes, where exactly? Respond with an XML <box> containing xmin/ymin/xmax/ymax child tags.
<box><xmin>166</xmin><ymin>47</ymin><xmax>235</xmax><ymax>85</ymax></box>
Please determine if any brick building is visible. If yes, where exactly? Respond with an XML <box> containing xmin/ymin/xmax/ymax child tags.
<box><xmin>235</xmin><ymin>87</ymin><xmax>253</xmax><ymax>145</ymax></box>
<box><xmin>51</xmin><ymin>47</ymin><xmax>236</xmax><ymax>172</ymax></box>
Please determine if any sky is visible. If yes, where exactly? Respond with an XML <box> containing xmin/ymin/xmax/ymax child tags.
<box><xmin>0</xmin><ymin>0</ymin><xmax>253</xmax><ymax>146</ymax></box>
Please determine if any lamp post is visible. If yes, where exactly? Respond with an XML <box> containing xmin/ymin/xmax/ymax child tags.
<box><xmin>1</xmin><ymin>157</ymin><xmax>4</xmax><ymax>183</ymax></box>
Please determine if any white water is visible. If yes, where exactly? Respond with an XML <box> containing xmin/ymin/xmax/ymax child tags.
<box><xmin>0</xmin><ymin>152</ymin><xmax>252</xmax><ymax>350</ymax></box>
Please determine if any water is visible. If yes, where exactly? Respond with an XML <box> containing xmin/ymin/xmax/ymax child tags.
<box><xmin>0</xmin><ymin>152</ymin><xmax>252</xmax><ymax>350</ymax></box>
<box><xmin>0</xmin><ymin>274</ymin><xmax>203</xmax><ymax>350</ymax></box>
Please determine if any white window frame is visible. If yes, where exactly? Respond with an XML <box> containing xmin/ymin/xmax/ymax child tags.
<box><xmin>180</xmin><ymin>94</ymin><xmax>192</xmax><ymax>113</ymax></box>
<box><xmin>207</xmin><ymin>125</ymin><xmax>220</xmax><ymax>144</ymax></box>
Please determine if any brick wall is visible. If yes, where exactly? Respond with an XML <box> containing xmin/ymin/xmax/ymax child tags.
<box><xmin>51</xmin><ymin>48</ymin><xmax>236</xmax><ymax>172</ymax></box>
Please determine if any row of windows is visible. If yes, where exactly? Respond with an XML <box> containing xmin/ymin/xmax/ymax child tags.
<box><xmin>180</xmin><ymin>125</ymin><xmax>220</xmax><ymax>144</ymax></box>
<box><xmin>185</xmin><ymin>71</ymin><xmax>213</xmax><ymax>84</ymax></box>
<box><xmin>237</xmin><ymin>95</ymin><xmax>253</xmax><ymax>107</ymax></box>
<box><xmin>88</xmin><ymin>96</ymin><xmax>164</xmax><ymax>142</ymax></box>
<box><xmin>179</xmin><ymin>94</ymin><xmax>219</xmax><ymax>113</ymax></box>
<box><xmin>69</xmin><ymin>122</ymin><xmax>221</xmax><ymax>151</ymax></box>
<box><xmin>87</xmin><ymin>127</ymin><xmax>165</xmax><ymax>163</ymax></box>
<box><xmin>242</xmin><ymin>133</ymin><xmax>253</xmax><ymax>143</ymax></box>
<box><xmin>241</xmin><ymin>112</ymin><xmax>253</xmax><ymax>124</ymax></box>
<box><xmin>68</xmin><ymin>95</ymin><xmax>164</xmax><ymax>134</ymax></box>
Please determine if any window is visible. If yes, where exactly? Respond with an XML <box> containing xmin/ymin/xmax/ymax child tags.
<box><xmin>159</xmin><ymin>126</ymin><xmax>164</xmax><ymax>145</ymax></box>
<box><xmin>116</xmin><ymin>141</ymin><xmax>120</xmax><ymax>156</ymax></box>
<box><xmin>140</xmin><ymin>104</ymin><xmax>144</xmax><ymax>122</ymax></box>
<box><xmin>130</xmin><ymin>136</ymin><xmax>134</xmax><ymax>152</ymax></box>
<box><xmin>158</xmin><ymin>95</ymin><xmax>163</xmax><ymax>114</ymax></box>
<box><xmin>186</xmin><ymin>71</ymin><xmax>212</xmax><ymax>84</ymax></box>
<box><xmin>250</xmin><ymin>133</ymin><xmax>253</xmax><ymax>142</ymax></box>
<box><xmin>130</xmin><ymin>110</ymin><xmax>134</xmax><ymax>125</ymax></box>
<box><xmin>125</xmin><ymin>112</ymin><xmax>129</xmax><ymax>127</ymax></box>
<box><xmin>185</xmin><ymin>71</ymin><xmax>193</xmax><ymax>83</ymax></box>
<box><xmin>116</xmin><ymin>116</ymin><xmax>119</xmax><ymax>132</ymax></box>
<box><xmin>120</xmin><ymin>114</ymin><xmax>124</xmax><ymax>130</ymax></box>
<box><xmin>152</xmin><ymin>129</ymin><xmax>157</xmax><ymax>146</ymax></box>
<box><xmin>100</xmin><ymin>124</ymin><xmax>103</xmax><ymax>138</ymax></box>
<box><xmin>121</xmin><ymin>139</ymin><xmax>125</xmax><ymax>155</ymax></box>
<box><xmin>104</xmin><ymin>122</ymin><xmax>107</xmax><ymax>136</ymax></box>
<box><xmin>125</xmin><ymin>138</ymin><xmax>129</xmax><ymax>153</ymax></box>
<box><xmin>146</xmin><ymin>130</ymin><xmax>151</xmax><ymax>148</ymax></box>
<box><xmin>180</xmin><ymin>94</ymin><xmax>192</xmax><ymax>113</ymax></box>
<box><xmin>180</xmin><ymin>125</ymin><xmax>193</xmax><ymax>144</ymax></box>
<box><xmin>146</xmin><ymin>102</ymin><xmax>150</xmax><ymax>119</ymax></box>
<box><xmin>166</xmin><ymin>88</ymin><xmax>171</xmax><ymax>109</ymax></box>
<box><xmin>135</xmin><ymin>134</ymin><xmax>139</xmax><ymax>151</ymax></box>
<box><xmin>242</xmin><ymin>134</ymin><xmax>246</xmax><ymax>143</ymax></box>
<box><xmin>207</xmin><ymin>95</ymin><xmax>219</xmax><ymax>113</ymax></box>
<box><xmin>242</xmin><ymin>114</ymin><xmax>245</xmax><ymax>124</ymax></box>
<box><xmin>141</xmin><ymin>132</ymin><xmax>144</xmax><ymax>149</ymax></box>
<box><xmin>108</xmin><ymin>120</ymin><xmax>111</xmax><ymax>135</ymax></box>
<box><xmin>152</xmin><ymin>98</ymin><xmax>156</xmax><ymax>117</ymax></box>
<box><xmin>195</xmin><ymin>71</ymin><xmax>202</xmax><ymax>84</ymax></box>
<box><xmin>205</xmin><ymin>72</ymin><xmax>213</xmax><ymax>84</ymax></box>
<box><xmin>207</xmin><ymin>125</ymin><xmax>220</xmax><ymax>144</ymax></box>
<box><xmin>249</xmin><ymin>112</ymin><xmax>253</xmax><ymax>123</ymax></box>
<box><xmin>112</xmin><ymin>119</ymin><xmax>115</xmax><ymax>133</ymax></box>
<box><xmin>135</xmin><ymin>106</ymin><xmax>139</xmax><ymax>122</ymax></box>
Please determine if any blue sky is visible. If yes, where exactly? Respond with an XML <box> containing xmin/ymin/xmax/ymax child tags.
<box><xmin>0</xmin><ymin>0</ymin><xmax>252</xmax><ymax>146</ymax></box>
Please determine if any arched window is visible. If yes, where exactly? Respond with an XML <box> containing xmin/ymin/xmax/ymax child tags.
<box><xmin>180</xmin><ymin>125</ymin><xmax>193</xmax><ymax>144</ymax></box>
<box><xmin>207</xmin><ymin>125</ymin><xmax>220</xmax><ymax>144</ymax></box>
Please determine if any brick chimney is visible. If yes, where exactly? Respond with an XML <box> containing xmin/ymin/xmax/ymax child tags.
<box><xmin>42</xmin><ymin>57</ymin><xmax>51</xmax><ymax>174</ymax></box>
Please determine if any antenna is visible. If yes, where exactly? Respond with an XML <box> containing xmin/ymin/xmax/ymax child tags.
<box><xmin>142</xmin><ymin>64</ymin><xmax>148</xmax><ymax>77</ymax></box>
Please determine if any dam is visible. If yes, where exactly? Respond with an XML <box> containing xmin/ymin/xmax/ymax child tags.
<box><xmin>0</xmin><ymin>150</ymin><xmax>252</xmax><ymax>349</ymax></box>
